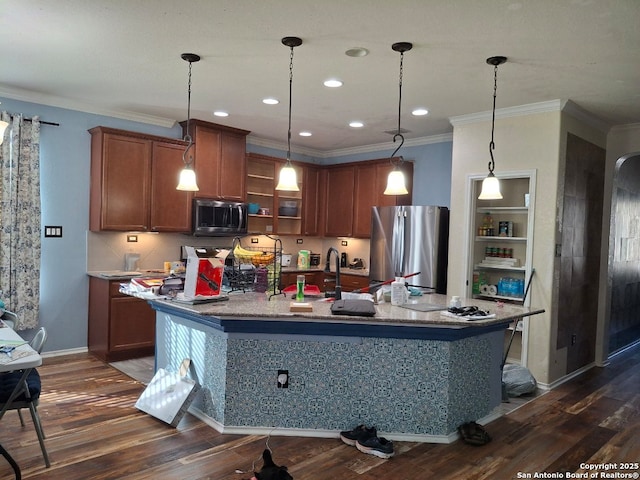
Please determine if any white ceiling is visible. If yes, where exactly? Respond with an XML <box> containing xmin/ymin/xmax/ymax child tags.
<box><xmin>1</xmin><ymin>0</ymin><xmax>639</xmax><ymax>155</ymax></box>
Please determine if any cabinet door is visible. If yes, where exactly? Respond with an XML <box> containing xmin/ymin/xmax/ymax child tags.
<box><xmin>219</xmin><ymin>133</ymin><xmax>246</xmax><ymax>201</ymax></box>
<box><xmin>353</xmin><ymin>163</ymin><xmax>378</xmax><ymax>237</ymax></box>
<box><xmin>192</xmin><ymin>125</ymin><xmax>222</xmax><ymax>199</ymax></box>
<box><xmin>302</xmin><ymin>166</ymin><xmax>321</xmax><ymax>236</ymax></box>
<box><xmin>95</xmin><ymin>133</ymin><xmax>152</xmax><ymax>231</ymax></box>
<box><xmin>150</xmin><ymin>142</ymin><xmax>192</xmax><ymax>232</ymax></box>
<box><xmin>324</xmin><ymin>166</ymin><xmax>355</xmax><ymax>237</ymax></box>
<box><xmin>186</xmin><ymin>120</ymin><xmax>248</xmax><ymax>201</ymax></box>
<box><xmin>110</xmin><ymin>296</ymin><xmax>156</xmax><ymax>352</ymax></box>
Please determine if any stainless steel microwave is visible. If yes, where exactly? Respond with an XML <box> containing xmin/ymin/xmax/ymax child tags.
<box><xmin>192</xmin><ymin>199</ymin><xmax>248</xmax><ymax>236</ymax></box>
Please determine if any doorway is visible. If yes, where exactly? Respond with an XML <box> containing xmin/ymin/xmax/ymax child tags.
<box><xmin>608</xmin><ymin>153</ymin><xmax>640</xmax><ymax>353</ymax></box>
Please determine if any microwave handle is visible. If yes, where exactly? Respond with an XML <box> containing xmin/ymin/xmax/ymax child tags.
<box><xmin>237</xmin><ymin>204</ymin><xmax>245</xmax><ymax>229</ymax></box>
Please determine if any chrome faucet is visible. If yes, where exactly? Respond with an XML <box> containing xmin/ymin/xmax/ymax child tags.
<box><xmin>324</xmin><ymin>247</ymin><xmax>342</xmax><ymax>300</ymax></box>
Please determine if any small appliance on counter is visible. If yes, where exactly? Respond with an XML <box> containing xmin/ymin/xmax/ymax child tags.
<box><xmin>281</xmin><ymin>253</ymin><xmax>292</xmax><ymax>267</ymax></box>
<box><xmin>309</xmin><ymin>253</ymin><xmax>321</xmax><ymax>266</ymax></box>
<box><xmin>349</xmin><ymin>258</ymin><xmax>365</xmax><ymax>269</ymax></box>
<box><xmin>340</xmin><ymin>252</ymin><xmax>347</xmax><ymax>268</ymax></box>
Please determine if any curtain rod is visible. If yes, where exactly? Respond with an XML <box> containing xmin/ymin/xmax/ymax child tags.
<box><xmin>2</xmin><ymin>113</ymin><xmax>59</xmax><ymax>127</ymax></box>
<box><xmin>24</xmin><ymin>117</ymin><xmax>59</xmax><ymax>127</ymax></box>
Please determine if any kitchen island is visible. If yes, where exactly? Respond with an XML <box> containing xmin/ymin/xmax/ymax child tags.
<box><xmin>149</xmin><ymin>292</ymin><xmax>544</xmax><ymax>443</ymax></box>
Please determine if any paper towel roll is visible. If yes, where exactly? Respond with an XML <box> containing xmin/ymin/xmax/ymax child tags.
<box><xmin>488</xmin><ymin>284</ymin><xmax>498</xmax><ymax>296</ymax></box>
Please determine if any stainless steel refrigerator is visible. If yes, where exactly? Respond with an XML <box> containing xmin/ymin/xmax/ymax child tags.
<box><xmin>369</xmin><ymin>205</ymin><xmax>449</xmax><ymax>293</ymax></box>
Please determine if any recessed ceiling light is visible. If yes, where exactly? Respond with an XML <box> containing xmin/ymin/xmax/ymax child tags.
<box><xmin>349</xmin><ymin>121</ymin><xmax>364</xmax><ymax>128</ymax></box>
<box><xmin>412</xmin><ymin>108</ymin><xmax>429</xmax><ymax>116</ymax></box>
<box><xmin>213</xmin><ymin>111</ymin><xmax>229</xmax><ymax>117</ymax></box>
<box><xmin>345</xmin><ymin>47</ymin><xmax>369</xmax><ymax>57</ymax></box>
<box><xmin>263</xmin><ymin>97</ymin><xmax>279</xmax><ymax>105</ymax></box>
<box><xmin>299</xmin><ymin>131</ymin><xmax>312</xmax><ymax>137</ymax></box>
<box><xmin>323</xmin><ymin>79</ymin><xmax>343</xmax><ymax>88</ymax></box>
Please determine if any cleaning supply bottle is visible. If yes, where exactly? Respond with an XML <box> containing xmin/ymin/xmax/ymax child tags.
<box><xmin>391</xmin><ymin>277</ymin><xmax>406</xmax><ymax>306</ymax></box>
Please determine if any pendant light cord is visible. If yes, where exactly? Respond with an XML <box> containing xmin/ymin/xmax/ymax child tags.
<box><xmin>390</xmin><ymin>50</ymin><xmax>405</xmax><ymax>160</ymax></box>
<box><xmin>286</xmin><ymin>45</ymin><xmax>294</xmax><ymax>162</ymax></box>
<box><xmin>488</xmin><ymin>62</ymin><xmax>498</xmax><ymax>175</ymax></box>
<box><xmin>183</xmin><ymin>59</ymin><xmax>194</xmax><ymax>166</ymax></box>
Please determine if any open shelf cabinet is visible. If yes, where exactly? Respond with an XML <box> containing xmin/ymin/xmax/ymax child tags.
<box><xmin>465</xmin><ymin>170</ymin><xmax>536</xmax><ymax>366</ymax></box>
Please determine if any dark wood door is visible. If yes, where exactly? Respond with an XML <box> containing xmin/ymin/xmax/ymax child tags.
<box><xmin>219</xmin><ymin>133</ymin><xmax>246</xmax><ymax>201</ymax></box>
<box><xmin>110</xmin><ymin>296</ymin><xmax>156</xmax><ymax>353</ymax></box>
<box><xmin>353</xmin><ymin>163</ymin><xmax>378</xmax><ymax>237</ymax></box>
<box><xmin>324</xmin><ymin>166</ymin><xmax>355</xmax><ymax>237</ymax></box>
<box><xmin>150</xmin><ymin>141</ymin><xmax>192</xmax><ymax>232</ymax></box>
<box><xmin>302</xmin><ymin>166</ymin><xmax>320</xmax><ymax>236</ymax></box>
<box><xmin>99</xmin><ymin>133</ymin><xmax>152</xmax><ymax>230</ymax></box>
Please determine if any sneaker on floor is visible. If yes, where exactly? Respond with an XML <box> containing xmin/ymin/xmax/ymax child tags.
<box><xmin>356</xmin><ymin>436</ymin><xmax>394</xmax><ymax>459</ymax></box>
<box><xmin>340</xmin><ymin>424</ymin><xmax>377</xmax><ymax>446</ymax></box>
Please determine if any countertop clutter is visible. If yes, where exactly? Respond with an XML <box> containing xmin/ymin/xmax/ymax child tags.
<box><xmin>149</xmin><ymin>291</ymin><xmax>543</xmax><ymax>328</ymax></box>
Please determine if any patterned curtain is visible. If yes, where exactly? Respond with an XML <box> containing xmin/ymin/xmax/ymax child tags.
<box><xmin>0</xmin><ymin>112</ymin><xmax>41</xmax><ymax>330</ymax></box>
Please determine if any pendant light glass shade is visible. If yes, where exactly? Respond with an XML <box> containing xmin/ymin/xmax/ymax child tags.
<box><xmin>275</xmin><ymin>36</ymin><xmax>302</xmax><ymax>192</ymax></box>
<box><xmin>177</xmin><ymin>166</ymin><xmax>199</xmax><ymax>191</ymax></box>
<box><xmin>384</xmin><ymin>42</ymin><xmax>412</xmax><ymax>196</ymax></box>
<box><xmin>0</xmin><ymin>120</ymin><xmax>8</xmax><ymax>145</ymax></box>
<box><xmin>176</xmin><ymin>53</ymin><xmax>200</xmax><ymax>192</ymax></box>
<box><xmin>384</xmin><ymin>169</ymin><xmax>409</xmax><ymax>195</ymax></box>
<box><xmin>478</xmin><ymin>56</ymin><xmax>507</xmax><ymax>201</ymax></box>
<box><xmin>275</xmin><ymin>164</ymin><xmax>299</xmax><ymax>191</ymax></box>
<box><xmin>478</xmin><ymin>172</ymin><xmax>502</xmax><ymax>200</ymax></box>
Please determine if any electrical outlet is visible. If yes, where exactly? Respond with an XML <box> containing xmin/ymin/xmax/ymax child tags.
<box><xmin>571</xmin><ymin>334</ymin><xmax>577</xmax><ymax>346</ymax></box>
<box><xmin>277</xmin><ymin>369</ymin><xmax>289</xmax><ymax>388</ymax></box>
<box><xmin>251</xmin><ymin>237</ymin><xmax>259</xmax><ymax>244</ymax></box>
<box><xmin>296</xmin><ymin>238</ymin><xmax>303</xmax><ymax>244</ymax></box>
<box><xmin>341</xmin><ymin>240</ymin><xmax>348</xmax><ymax>246</ymax></box>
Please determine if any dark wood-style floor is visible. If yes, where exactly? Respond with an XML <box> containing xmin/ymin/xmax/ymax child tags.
<box><xmin>1</xmin><ymin>344</ymin><xmax>639</xmax><ymax>480</ymax></box>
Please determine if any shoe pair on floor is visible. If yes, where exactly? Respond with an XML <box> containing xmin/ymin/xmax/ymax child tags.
<box><xmin>340</xmin><ymin>424</ymin><xmax>394</xmax><ymax>459</ymax></box>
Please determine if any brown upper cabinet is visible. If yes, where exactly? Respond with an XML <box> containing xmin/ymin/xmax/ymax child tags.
<box><xmin>326</xmin><ymin>158</ymin><xmax>413</xmax><ymax>238</ymax></box>
<box><xmin>324</xmin><ymin>165</ymin><xmax>356</xmax><ymax>237</ymax></box>
<box><xmin>180</xmin><ymin>119</ymin><xmax>250</xmax><ymax>201</ymax></box>
<box><xmin>89</xmin><ymin>126</ymin><xmax>192</xmax><ymax>232</ymax></box>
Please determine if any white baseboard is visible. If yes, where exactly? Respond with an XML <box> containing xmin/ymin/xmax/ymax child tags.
<box><xmin>41</xmin><ymin>347</ymin><xmax>88</xmax><ymax>358</ymax></box>
<box><xmin>188</xmin><ymin>406</ymin><xmax>458</xmax><ymax>444</ymax></box>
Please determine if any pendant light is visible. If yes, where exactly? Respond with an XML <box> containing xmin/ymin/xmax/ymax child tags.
<box><xmin>384</xmin><ymin>42</ymin><xmax>412</xmax><ymax>196</ymax></box>
<box><xmin>478</xmin><ymin>56</ymin><xmax>507</xmax><ymax>200</ymax></box>
<box><xmin>176</xmin><ymin>53</ymin><xmax>201</xmax><ymax>191</ymax></box>
<box><xmin>275</xmin><ymin>36</ymin><xmax>302</xmax><ymax>192</ymax></box>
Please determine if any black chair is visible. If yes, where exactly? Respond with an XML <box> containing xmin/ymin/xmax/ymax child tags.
<box><xmin>0</xmin><ymin>327</ymin><xmax>50</xmax><ymax>468</ymax></box>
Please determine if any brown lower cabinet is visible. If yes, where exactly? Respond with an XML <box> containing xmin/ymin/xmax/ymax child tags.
<box><xmin>280</xmin><ymin>271</ymin><xmax>368</xmax><ymax>293</ymax></box>
<box><xmin>88</xmin><ymin>277</ymin><xmax>156</xmax><ymax>362</ymax></box>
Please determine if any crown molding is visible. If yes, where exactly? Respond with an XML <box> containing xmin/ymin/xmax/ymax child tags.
<box><xmin>247</xmin><ymin>132</ymin><xmax>453</xmax><ymax>159</ymax></box>
<box><xmin>561</xmin><ymin>99</ymin><xmax>611</xmax><ymax>133</ymax></box>
<box><xmin>0</xmin><ymin>88</ymin><xmax>177</xmax><ymax>128</ymax></box>
<box><xmin>449</xmin><ymin>100</ymin><xmax>564</xmax><ymax>126</ymax></box>
<box><xmin>449</xmin><ymin>99</ymin><xmax>611</xmax><ymax>133</ymax></box>
<box><xmin>608</xmin><ymin>122</ymin><xmax>640</xmax><ymax>133</ymax></box>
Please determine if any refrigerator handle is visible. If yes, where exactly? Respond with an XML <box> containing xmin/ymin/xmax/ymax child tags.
<box><xmin>393</xmin><ymin>207</ymin><xmax>406</xmax><ymax>276</ymax></box>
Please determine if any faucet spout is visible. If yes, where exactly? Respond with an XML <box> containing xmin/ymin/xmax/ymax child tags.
<box><xmin>325</xmin><ymin>247</ymin><xmax>342</xmax><ymax>300</ymax></box>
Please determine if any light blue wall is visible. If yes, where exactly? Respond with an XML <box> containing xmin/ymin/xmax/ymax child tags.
<box><xmin>1</xmin><ymin>97</ymin><xmax>181</xmax><ymax>352</ymax></box>
<box><xmin>1</xmin><ymin>96</ymin><xmax>452</xmax><ymax>353</ymax></box>
<box><xmin>248</xmin><ymin>140</ymin><xmax>453</xmax><ymax>208</ymax></box>
<box><xmin>327</xmin><ymin>142</ymin><xmax>453</xmax><ymax>207</ymax></box>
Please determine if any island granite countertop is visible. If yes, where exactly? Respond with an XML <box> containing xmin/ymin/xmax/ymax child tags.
<box><xmin>149</xmin><ymin>291</ymin><xmax>544</xmax><ymax>329</ymax></box>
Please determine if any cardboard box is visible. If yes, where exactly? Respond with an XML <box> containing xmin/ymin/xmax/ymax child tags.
<box><xmin>183</xmin><ymin>246</ymin><xmax>225</xmax><ymax>298</ymax></box>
